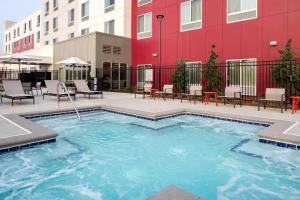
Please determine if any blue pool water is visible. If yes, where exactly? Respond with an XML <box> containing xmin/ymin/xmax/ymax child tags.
<box><xmin>0</xmin><ymin>112</ymin><xmax>300</xmax><ymax>200</ymax></box>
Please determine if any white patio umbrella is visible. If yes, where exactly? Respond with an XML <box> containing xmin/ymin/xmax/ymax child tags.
<box><xmin>56</xmin><ymin>57</ymin><xmax>90</xmax><ymax>66</ymax></box>
<box><xmin>56</xmin><ymin>57</ymin><xmax>91</xmax><ymax>81</ymax></box>
<box><xmin>0</xmin><ymin>53</ymin><xmax>41</xmax><ymax>79</ymax></box>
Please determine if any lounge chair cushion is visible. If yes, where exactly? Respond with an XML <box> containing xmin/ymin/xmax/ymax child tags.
<box><xmin>189</xmin><ymin>85</ymin><xmax>202</xmax><ymax>95</ymax></box>
<box><xmin>224</xmin><ymin>87</ymin><xmax>241</xmax><ymax>98</ymax></box>
<box><xmin>3</xmin><ymin>80</ymin><xmax>26</xmax><ymax>96</ymax></box>
<box><xmin>163</xmin><ymin>85</ymin><xmax>173</xmax><ymax>94</ymax></box>
<box><xmin>265</xmin><ymin>88</ymin><xmax>285</xmax><ymax>101</ymax></box>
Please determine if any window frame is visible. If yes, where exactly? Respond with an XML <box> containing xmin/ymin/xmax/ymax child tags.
<box><xmin>81</xmin><ymin>1</ymin><xmax>89</xmax><ymax>21</ymax></box>
<box><xmin>138</xmin><ymin>0</ymin><xmax>152</xmax><ymax>7</ymax></box>
<box><xmin>68</xmin><ymin>8</ymin><xmax>75</xmax><ymax>25</ymax></box>
<box><xmin>137</xmin><ymin>12</ymin><xmax>152</xmax><ymax>40</ymax></box>
<box><xmin>104</xmin><ymin>19</ymin><xmax>115</xmax><ymax>35</ymax></box>
<box><xmin>137</xmin><ymin>64</ymin><xmax>153</xmax><ymax>89</ymax></box>
<box><xmin>226</xmin><ymin>0</ymin><xmax>257</xmax><ymax>24</ymax></box>
<box><xmin>226</xmin><ymin>58</ymin><xmax>257</xmax><ymax>95</ymax></box>
<box><xmin>104</xmin><ymin>0</ymin><xmax>115</xmax><ymax>9</ymax></box>
<box><xmin>53</xmin><ymin>17</ymin><xmax>58</xmax><ymax>32</ymax></box>
<box><xmin>180</xmin><ymin>0</ymin><xmax>202</xmax><ymax>32</ymax></box>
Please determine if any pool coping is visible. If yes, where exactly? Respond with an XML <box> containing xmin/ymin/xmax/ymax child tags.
<box><xmin>0</xmin><ymin>105</ymin><xmax>299</xmax><ymax>155</ymax></box>
<box><xmin>0</xmin><ymin>114</ymin><xmax>57</xmax><ymax>154</ymax></box>
<box><xmin>21</xmin><ymin>105</ymin><xmax>300</xmax><ymax>147</ymax></box>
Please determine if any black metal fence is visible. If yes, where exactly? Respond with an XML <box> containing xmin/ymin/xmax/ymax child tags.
<box><xmin>0</xmin><ymin>69</ymin><xmax>58</xmax><ymax>86</ymax></box>
<box><xmin>131</xmin><ymin>60</ymin><xmax>300</xmax><ymax>103</ymax></box>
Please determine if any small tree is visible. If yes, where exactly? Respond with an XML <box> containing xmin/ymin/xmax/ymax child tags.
<box><xmin>272</xmin><ymin>39</ymin><xmax>300</xmax><ymax>96</ymax></box>
<box><xmin>202</xmin><ymin>45</ymin><xmax>223</xmax><ymax>92</ymax></box>
<box><xmin>172</xmin><ymin>59</ymin><xmax>187</xmax><ymax>93</ymax></box>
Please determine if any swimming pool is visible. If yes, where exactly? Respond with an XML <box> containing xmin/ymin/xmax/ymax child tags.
<box><xmin>0</xmin><ymin>111</ymin><xmax>300</xmax><ymax>200</ymax></box>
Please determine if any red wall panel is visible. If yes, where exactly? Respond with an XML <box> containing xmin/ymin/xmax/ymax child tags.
<box><xmin>132</xmin><ymin>0</ymin><xmax>300</xmax><ymax>67</ymax></box>
<box><xmin>12</xmin><ymin>34</ymin><xmax>35</xmax><ymax>54</ymax></box>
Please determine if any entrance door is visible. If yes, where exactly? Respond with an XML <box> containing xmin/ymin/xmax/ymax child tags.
<box><xmin>137</xmin><ymin>64</ymin><xmax>152</xmax><ymax>89</ymax></box>
<box><xmin>112</xmin><ymin>63</ymin><xmax>119</xmax><ymax>89</ymax></box>
<box><xmin>227</xmin><ymin>59</ymin><xmax>257</xmax><ymax>96</ymax></box>
<box><xmin>103</xmin><ymin>62</ymin><xmax>111</xmax><ymax>90</ymax></box>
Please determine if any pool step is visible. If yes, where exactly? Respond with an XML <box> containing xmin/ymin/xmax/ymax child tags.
<box><xmin>147</xmin><ymin>185</ymin><xmax>203</xmax><ymax>200</ymax></box>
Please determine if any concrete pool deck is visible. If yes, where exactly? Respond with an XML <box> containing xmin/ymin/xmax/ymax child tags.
<box><xmin>0</xmin><ymin>92</ymin><xmax>299</xmax><ymax>151</ymax></box>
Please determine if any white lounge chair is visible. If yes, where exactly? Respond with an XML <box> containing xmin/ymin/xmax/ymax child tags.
<box><xmin>1</xmin><ymin>80</ymin><xmax>34</xmax><ymax>106</ymax></box>
<box><xmin>258</xmin><ymin>88</ymin><xmax>287</xmax><ymax>113</ymax></box>
<box><xmin>74</xmin><ymin>80</ymin><xmax>103</xmax><ymax>99</ymax></box>
<box><xmin>218</xmin><ymin>86</ymin><xmax>242</xmax><ymax>108</ymax></box>
<box><xmin>135</xmin><ymin>83</ymin><xmax>152</xmax><ymax>99</ymax></box>
<box><xmin>43</xmin><ymin>80</ymin><xmax>76</xmax><ymax>101</ymax></box>
<box><xmin>181</xmin><ymin>85</ymin><xmax>203</xmax><ymax>104</ymax></box>
<box><xmin>155</xmin><ymin>84</ymin><xmax>174</xmax><ymax>100</ymax></box>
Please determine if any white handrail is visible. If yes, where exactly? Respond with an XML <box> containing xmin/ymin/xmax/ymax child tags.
<box><xmin>57</xmin><ymin>82</ymin><xmax>81</xmax><ymax>120</ymax></box>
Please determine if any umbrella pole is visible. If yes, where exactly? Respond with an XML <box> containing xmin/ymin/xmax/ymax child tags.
<box><xmin>18</xmin><ymin>59</ymin><xmax>21</xmax><ymax>80</ymax></box>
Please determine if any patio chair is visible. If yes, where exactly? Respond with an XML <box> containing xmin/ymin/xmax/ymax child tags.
<box><xmin>181</xmin><ymin>85</ymin><xmax>203</xmax><ymax>104</ymax></box>
<box><xmin>43</xmin><ymin>80</ymin><xmax>76</xmax><ymax>102</ymax></box>
<box><xmin>135</xmin><ymin>83</ymin><xmax>152</xmax><ymax>99</ymax></box>
<box><xmin>0</xmin><ymin>80</ymin><xmax>34</xmax><ymax>106</ymax></box>
<box><xmin>32</xmin><ymin>82</ymin><xmax>42</xmax><ymax>95</ymax></box>
<box><xmin>22</xmin><ymin>82</ymin><xmax>33</xmax><ymax>95</ymax></box>
<box><xmin>74</xmin><ymin>80</ymin><xmax>103</xmax><ymax>99</ymax></box>
<box><xmin>155</xmin><ymin>84</ymin><xmax>174</xmax><ymax>101</ymax></box>
<box><xmin>218</xmin><ymin>86</ymin><xmax>242</xmax><ymax>108</ymax></box>
<box><xmin>257</xmin><ymin>88</ymin><xmax>287</xmax><ymax>113</ymax></box>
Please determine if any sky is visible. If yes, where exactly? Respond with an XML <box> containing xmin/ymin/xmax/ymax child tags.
<box><xmin>0</xmin><ymin>0</ymin><xmax>41</xmax><ymax>54</ymax></box>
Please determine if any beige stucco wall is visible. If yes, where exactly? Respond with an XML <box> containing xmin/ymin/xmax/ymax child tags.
<box><xmin>53</xmin><ymin>32</ymin><xmax>131</xmax><ymax>81</ymax></box>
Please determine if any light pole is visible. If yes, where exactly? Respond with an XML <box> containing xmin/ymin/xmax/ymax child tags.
<box><xmin>156</xmin><ymin>14</ymin><xmax>164</xmax><ymax>90</ymax></box>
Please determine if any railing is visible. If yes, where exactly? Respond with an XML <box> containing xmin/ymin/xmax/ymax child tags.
<box><xmin>130</xmin><ymin>60</ymin><xmax>300</xmax><ymax>103</ymax></box>
<box><xmin>57</xmin><ymin>82</ymin><xmax>81</xmax><ymax>120</ymax></box>
<box><xmin>0</xmin><ymin>69</ymin><xmax>58</xmax><ymax>85</ymax></box>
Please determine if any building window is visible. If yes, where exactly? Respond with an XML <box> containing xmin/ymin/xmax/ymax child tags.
<box><xmin>29</xmin><ymin>20</ymin><xmax>32</xmax><ymax>31</ymax></box>
<box><xmin>53</xmin><ymin>0</ymin><xmax>59</xmax><ymax>10</ymax></box>
<box><xmin>104</xmin><ymin>20</ymin><xmax>115</xmax><ymax>35</ymax></box>
<box><xmin>113</xmin><ymin>46</ymin><xmax>121</xmax><ymax>55</ymax></box>
<box><xmin>8</xmin><ymin>33</ymin><xmax>11</xmax><ymax>41</ymax></box>
<box><xmin>137</xmin><ymin>12</ymin><xmax>152</xmax><ymax>39</ymax></box>
<box><xmin>17</xmin><ymin>27</ymin><xmax>20</xmax><ymax>36</ymax></box>
<box><xmin>81</xmin><ymin>28</ymin><xmax>89</xmax><ymax>35</ymax></box>
<box><xmin>81</xmin><ymin>1</ymin><xmax>89</xmax><ymax>21</ymax></box>
<box><xmin>53</xmin><ymin>17</ymin><xmax>58</xmax><ymax>32</ymax></box>
<box><xmin>137</xmin><ymin>64</ymin><xmax>152</xmax><ymax>89</ymax></box>
<box><xmin>24</xmin><ymin>37</ymin><xmax>27</xmax><ymax>46</ymax></box>
<box><xmin>37</xmin><ymin>15</ymin><xmax>41</xmax><ymax>27</ymax></box>
<box><xmin>24</xmin><ymin>23</ymin><xmax>27</xmax><ymax>33</ymax></box>
<box><xmin>36</xmin><ymin>31</ymin><xmax>40</xmax><ymax>43</ymax></box>
<box><xmin>138</xmin><ymin>0</ymin><xmax>152</xmax><ymax>7</ymax></box>
<box><xmin>68</xmin><ymin>32</ymin><xmax>75</xmax><ymax>39</ymax></box>
<box><xmin>227</xmin><ymin>0</ymin><xmax>257</xmax><ymax>23</ymax></box>
<box><xmin>180</xmin><ymin>0</ymin><xmax>202</xmax><ymax>32</ymax></box>
<box><xmin>44</xmin><ymin>40</ymin><xmax>49</xmax><ymax>46</ymax></box>
<box><xmin>68</xmin><ymin>9</ymin><xmax>75</xmax><ymax>26</ymax></box>
<box><xmin>104</xmin><ymin>0</ymin><xmax>115</xmax><ymax>12</ymax></box>
<box><xmin>103</xmin><ymin>45</ymin><xmax>112</xmax><ymax>54</ymax></box>
<box><xmin>45</xmin><ymin>21</ymin><xmax>49</xmax><ymax>34</ymax></box>
<box><xmin>13</xmin><ymin>29</ymin><xmax>16</xmax><ymax>38</ymax></box>
<box><xmin>28</xmin><ymin>35</ymin><xmax>31</xmax><ymax>44</ymax></box>
<box><xmin>227</xmin><ymin>58</ymin><xmax>257</xmax><ymax>95</ymax></box>
<box><xmin>53</xmin><ymin>38</ymin><xmax>58</xmax><ymax>44</ymax></box>
<box><xmin>45</xmin><ymin>1</ymin><xmax>49</xmax><ymax>15</ymax></box>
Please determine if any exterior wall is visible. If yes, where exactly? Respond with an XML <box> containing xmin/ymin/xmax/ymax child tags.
<box><xmin>53</xmin><ymin>32</ymin><xmax>131</xmax><ymax>81</ymax></box>
<box><xmin>131</xmin><ymin>0</ymin><xmax>300</xmax><ymax>67</ymax></box>
<box><xmin>3</xmin><ymin>0</ymin><xmax>132</xmax><ymax>58</ymax></box>
<box><xmin>40</xmin><ymin>0</ymin><xmax>131</xmax><ymax>48</ymax></box>
<box><xmin>3</xmin><ymin>10</ymin><xmax>42</xmax><ymax>54</ymax></box>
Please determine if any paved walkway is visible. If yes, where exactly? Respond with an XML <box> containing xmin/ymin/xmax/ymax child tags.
<box><xmin>0</xmin><ymin>92</ymin><xmax>299</xmax><ymax>148</ymax></box>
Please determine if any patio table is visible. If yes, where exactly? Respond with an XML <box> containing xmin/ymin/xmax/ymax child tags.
<box><xmin>290</xmin><ymin>96</ymin><xmax>300</xmax><ymax>114</ymax></box>
<box><xmin>204</xmin><ymin>92</ymin><xmax>218</xmax><ymax>106</ymax></box>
